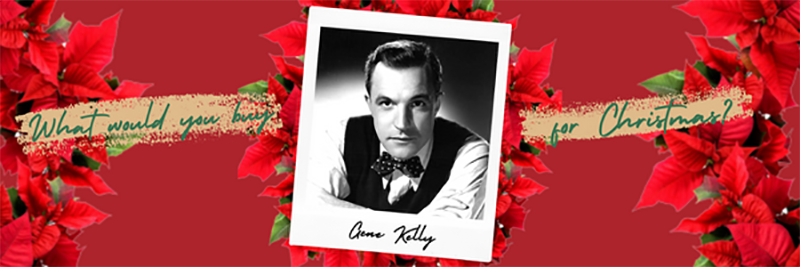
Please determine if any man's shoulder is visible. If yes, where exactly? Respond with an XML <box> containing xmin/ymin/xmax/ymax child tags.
<box><xmin>433</xmin><ymin>117</ymin><xmax>489</xmax><ymax>152</ymax></box>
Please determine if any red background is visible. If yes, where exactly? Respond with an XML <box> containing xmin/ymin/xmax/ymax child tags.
<box><xmin>2</xmin><ymin>0</ymin><xmax>799</xmax><ymax>266</ymax></box>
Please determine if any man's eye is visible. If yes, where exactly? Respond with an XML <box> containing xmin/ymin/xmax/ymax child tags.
<box><xmin>411</xmin><ymin>101</ymin><xmax>427</xmax><ymax>108</ymax></box>
<box><xmin>378</xmin><ymin>101</ymin><xmax>392</xmax><ymax>107</ymax></box>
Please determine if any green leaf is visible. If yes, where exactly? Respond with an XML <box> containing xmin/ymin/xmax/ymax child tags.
<box><xmin>519</xmin><ymin>141</ymin><xmax>540</xmax><ymax>156</ymax></box>
<box><xmin>45</xmin><ymin>14</ymin><xmax>72</xmax><ymax>43</ymax></box>
<box><xmin>510</xmin><ymin>43</ymin><xmax>520</xmax><ymax>55</ymax></box>
<box><xmin>274</xmin><ymin>74</ymin><xmax>294</xmax><ymax>92</ymax></box>
<box><xmin>693</xmin><ymin>61</ymin><xmax>720</xmax><ymax>88</ymax></box>
<box><xmin>701</xmin><ymin>230</ymin><xmax>732</xmax><ymax>244</ymax></box>
<box><xmin>654</xmin><ymin>134</ymin><xmax>668</xmax><ymax>150</ymax></box>
<box><xmin>308</xmin><ymin>251</ymin><xmax>319</xmax><ymax>259</ymax></box>
<box><xmin>7</xmin><ymin>188</ymin><xmax>24</xmax><ymax>218</ymax></box>
<box><xmin>71</xmin><ymin>149</ymin><xmax>101</xmax><ymax>171</ymax></box>
<box><xmin>502</xmin><ymin>160</ymin><xmax>514</xmax><ymax>179</ymax></box>
<box><xmin>472</xmin><ymin>0</ymin><xmax>494</xmax><ymax>11</ymax></box>
<box><xmin>105</xmin><ymin>133</ymin><xmax>143</xmax><ymax>157</ymax></box>
<box><xmin>238</xmin><ymin>80</ymin><xmax>269</xmax><ymax>96</ymax></box>
<box><xmin>297</xmin><ymin>55</ymin><xmax>305</xmax><ymax>63</ymax></box>
<box><xmin>639</xmin><ymin>70</ymin><xmax>684</xmax><ymax>96</ymax></box>
<box><xmin>275</xmin><ymin>157</ymin><xmax>294</xmax><ymax>175</ymax></box>
<box><xmin>694</xmin><ymin>255</ymin><xmax>716</xmax><ymax>267</ymax></box>
<box><xmin>279</xmin><ymin>197</ymin><xmax>291</xmax><ymax>205</ymax></box>
<box><xmin>694</xmin><ymin>186</ymin><xmax>721</xmax><ymax>203</ymax></box>
<box><xmin>269</xmin><ymin>213</ymin><xmax>291</xmax><ymax>244</ymax></box>
<box><xmin>48</xmin><ymin>178</ymin><xmax>62</xmax><ymax>204</ymax></box>
<box><xmin>105</xmin><ymin>76</ymin><xmax>120</xmax><ymax>90</ymax></box>
<box><xmin>724</xmin><ymin>34</ymin><xmax>740</xmax><ymax>51</ymax></box>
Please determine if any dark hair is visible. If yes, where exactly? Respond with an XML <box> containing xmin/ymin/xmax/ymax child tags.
<box><xmin>364</xmin><ymin>40</ymin><xmax>443</xmax><ymax>95</ymax></box>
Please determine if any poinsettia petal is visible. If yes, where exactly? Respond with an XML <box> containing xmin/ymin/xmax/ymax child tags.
<box><xmin>113</xmin><ymin>81</ymin><xmax>152</xmax><ymax>99</ymax></box>
<box><xmin>58</xmin><ymin>200</ymin><xmax>109</xmax><ymax>229</ymax></box>
<box><xmin>717</xmin><ymin>153</ymin><xmax>749</xmax><ymax>197</ymax></box>
<box><xmin>505</xmin><ymin>15</ymin><xmax>520</xmax><ymax>31</ymax></box>
<box><xmin>0</xmin><ymin>47</ymin><xmax>21</xmax><ymax>77</ymax></box>
<box><xmin>279</xmin><ymin>86</ymin><xmax>302</xmax><ymax>136</ymax></box>
<box><xmin>21</xmin><ymin>73</ymin><xmax>58</xmax><ymax>103</ymax></box>
<box><xmin>271</xmin><ymin>55</ymin><xmax>304</xmax><ymax>87</ymax></box>
<box><xmin>677</xmin><ymin>0</ymin><xmax>752</xmax><ymax>36</ymax></box>
<box><xmin>507</xmin><ymin>177</ymin><xmax>547</xmax><ymax>198</ymax></box>
<box><xmin>752</xmin><ymin>177</ymin><xmax>792</xmax><ymax>214</ymax></box>
<box><xmin>787</xmin><ymin>247</ymin><xmax>800</xmax><ymax>267</ymax></box>
<box><xmin>503</xmin><ymin>101</ymin><xmax>523</xmax><ymax>149</ymax></box>
<box><xmin>750</xmin><ymin>41</ymin><xmax>799</xmax><ymax>110</ymax></box>
<box><xmin>495</xmin><ymin>194</ymin><xmax>511</xmax><ymax>219</ymax></box>
<box><xmin>63</xmin><ymin>12</ymin><xmax>120</xmax><ymax>73</ymax></box>
<box><xmin>0</xmin><ymin>85</ymin><xmax>20</xmax><ymax>131</ymax></box>
<box><xmin>237</xmin><ymin>141</ymin><xmax>283</xmax><ymax>181</ymax></box>
<box><xmin>509</xmin><ymin>149</ymin><xmax>550</xmax><ymax>173</ymax></box>
<box><xmin>268</xmin><ymin>76</ymin><xmax>290</xmax><ymax>105</ymax></box>
<box><xmin>0</xmin><ymin>185</ymin><xmax>11</xmax><ymax>226</ymax></box>
<box><xmin>697</xmin><ymin>240</ymin><xmax>742</xmax><ymax>267</ymax></box>
<box><xmin>514</xmin><ymin>41</ymin><xmax>555</xmax><ymax>85</ymax></box>
<box><xmin>264</xmin><ymin>21</ymin><xmax>307</xmax><ymax>57</ymax></box>
<box><xmin>0</xmin><ymin>17</ymin><xmax>28</xmax><ymax>49</ymax></box>
<box><xmin>687</xmin><ymin>34</ymin><xmax>739</xmax><ymax>77</ymax></box>
<box><xmin>17</xmin><ymin>165</ymin><xmax>51</xmax><ymax>216</ymax></box>
<box><xmin>635</xmin><ymin>156</ymin><xmax>704</xmax><ymax>211</ymax></box>
<box><xmin>778</xmin><ymin>0</ymin><xmax>799</xmax><ymax>27</ymax></box>
<box><xmin>683</xmin><ymin>61</ymin><xmax>714</xmax><ymax>100</ymax></box>
<box><xmin>395</xmin><ymin>0</ymin><xmax>426</xmax><ymax>15</ymax></box>
<box><xmin>41</xmin><ymin>235</ymin><xmax>81</xmax><ymax>267</ymax></box>
<box><xmin>0</xmin><ymin>137</ymin><xmax>27</xmax><ymax>174</ymax></box>
<box><xmin>31</xmin><ymin>224</ymin><xmax>60</xmax><ymax>259</ymax></box>
<box><xmin>728</xmin><ymin>223</ymin><xmax>793</xmax><ymax>266</ymax></box>
<box><xmin>499</xmin><ymin>201</ymin><xmax>525</xmax><ymax>229</ymax></box>
<box><xmin>260</xmin><ymin>173</ymin><xmax>294</xmax><ymax>197</ymax></box>
<box><xmin>75</xmin><ymin>135</ymin><xmax>109</xmax><ymax>165</ymax></box>
<box><xmin>323</xmin><ymin>249</ymin><xmax>359</xmax><ymax>267</ymax></box>
<box><xmin>0</xmin><ymin>212</ymin><xmax>33</xmax><ymax>267</ymax></box>
<box><xmin>739</xmin><ymin>0</ymin><xmax>766</xmax><ymax>20</ymax></box>
<box><xmin>60</xmin><ymin>63</ymin><xmax>115</xmax><ymax>99</ymax></box>
<box><xmin>2</xmin><ymin>62</ymin><xmax>36</xmax><ymax>93</ymax></box>
<box><xmin>698</xmin><ymin>117</ymin><xmax>753</xmax><ymax>147</ymax></box>
<box><xmin>756</xmin><ymin>119</ymin><xmax>789</xmax><ymax>174</ymax></box>
<box><xmin>24</xmin><ymin>0</ymin><xmax>55</xmax><ymax>26</ymax></box>
<box><xmin>465</xmin><ymin>9</ymin><xmax>497</xmax><ymax>21</ymax></box>
<box><xmin>673</xmin><ymin>201</ymin><xmax>732</xmax><ymax>234</ymax></box>
<box><xmin>58</xmin><ymin>163</ymin><xmax>116</xmax><ymax>195</ymax></box>
<box><xmin>282</xmin><ymin>239</ymin><xmax>308</xmax><ymax>267</ymax></box>
<box><xmin>732</xmin><ymin>194</ymin><xmax>774</xmax><ymax>223</ymax></box>
<box><xmin>664</xmin><ymin>130</ymin><xmax>715</xmax><ymax>172</ymax></box>
<box><xmin>277</xmin><ymin>202</ymin><xmax>292</xmax><ymax>220</ymax></box>
<box><xmin>737</xmin><ymin>23</ymin><xmax>760</xmax><ymax>49</ymax></box>
<box><xmin>362</xmin><ymin>251</ymin><xmax>395</xmax><ymax>267</ymax></box>
<box><xmin>28</xmin><ymin>40</ymin><xmax>60</xmax><ymax>78</ymax></box>
<box><xmin>0</xmin><ymin>0</ymin><xmax>26</xmax><ymax>25</ymax></box>
<box><xmin>511</xmin><ymin>78</ymin><xmax>551</xmax><ymax>104</ymax></box>
<box><xmin>760</xmin><ymin>17</ymin><xmax>800</xmax><ymax>44</ymax></box>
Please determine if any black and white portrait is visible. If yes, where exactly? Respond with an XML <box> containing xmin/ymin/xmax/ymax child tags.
<box><xmin>291</xmin><ymin>7</ymin><xmax>509</xmax><ymax>261</ymax></box>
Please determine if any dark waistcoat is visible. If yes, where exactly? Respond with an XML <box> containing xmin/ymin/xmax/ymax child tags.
<box><xmin>343</xmin><ymin>115</ymin><xmax>475</xmax><ymax>213</ymax></box>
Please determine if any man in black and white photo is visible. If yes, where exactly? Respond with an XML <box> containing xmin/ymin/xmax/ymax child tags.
<box><xmin>307</xmin><ymin>40</ymin><xmax>488</xmax><ymax>219</ymax></box>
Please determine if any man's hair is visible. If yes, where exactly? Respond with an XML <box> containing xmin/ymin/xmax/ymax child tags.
<box><xmin>364</xmin><ymin>40</ymin><xmax>443</xmax><ymax>95</ymax></box>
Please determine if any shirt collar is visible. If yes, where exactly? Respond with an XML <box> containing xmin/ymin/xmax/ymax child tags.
<box><xmin>379</xmin><ymin>139</ymin><xmax>433</xmax><ymax>191</ymax></box>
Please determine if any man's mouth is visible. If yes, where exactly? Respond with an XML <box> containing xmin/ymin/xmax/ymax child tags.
<box><xmin>389</xmin><ymin>136</ymin><xmax>416</xmax><ymax>142</ymax></box>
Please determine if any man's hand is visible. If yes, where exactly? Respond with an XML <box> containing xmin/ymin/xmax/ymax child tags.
<box><xmin>418</xmin><ymin>189</ymin><xmax>470</xmax><ymax>218</ymax></box>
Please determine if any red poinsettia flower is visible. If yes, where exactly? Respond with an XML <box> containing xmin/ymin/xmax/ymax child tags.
<box><xmin>238</xmin><ymin>57</ymin><xmax>302</xmax><ymax>181</ymax></box>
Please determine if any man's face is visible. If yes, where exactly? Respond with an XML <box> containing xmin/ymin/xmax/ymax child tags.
<box><xmin>366</xmin><ymin>62</ymin><xmax>440</xmax><ymax>160</ymax></box>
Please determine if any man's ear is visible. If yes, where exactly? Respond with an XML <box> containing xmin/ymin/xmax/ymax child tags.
<box><xmin>433</xmin><ymin>92</ymin><xmax>443</xmax><ymax>115</ymax></box>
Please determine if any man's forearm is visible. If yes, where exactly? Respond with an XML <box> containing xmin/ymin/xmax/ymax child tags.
<box><xmin>311</xmin><ymin>185</ymin><xmax>368</xmax><ymax>210</ymax></box>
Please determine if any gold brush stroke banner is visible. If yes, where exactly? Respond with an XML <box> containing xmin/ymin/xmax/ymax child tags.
<box><xmin>15</xmin><ymin>94</ymin><xmax>282</xmax><ymax>150</ymax></box>
<box><xmin>521</xmin><ymin>86</ymin><xmax>752</xmax><ymax>147</ymax></box>
<box><xmin>13</xmin><ymin>87</ymin><xmax>749</xmax><ymax>152</ymax></box>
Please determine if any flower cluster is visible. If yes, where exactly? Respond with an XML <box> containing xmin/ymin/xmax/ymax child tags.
<box><xmin>235</xmin><ymin>0</ymin><xmax>559</xmax><ymax>266</ymax></box>
<box><xmin>0</xmin><ymin>0</ymin><xmax>150</xmax><ymax>265</ymax></box>
<box><xmin>636</xmin><ymin>0</ymin><xmax>799</xmax><ymax>266</ymax></box>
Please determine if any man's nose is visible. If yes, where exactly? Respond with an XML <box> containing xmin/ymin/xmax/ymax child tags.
<box><xmin>393</xmin><ymin>105</ymin><xmax>414</xmax><ymax>131</ymax></box>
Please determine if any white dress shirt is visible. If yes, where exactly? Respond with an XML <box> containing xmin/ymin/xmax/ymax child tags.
<box><xmin>308</xmin><ymin>117</ymin><xmax>488</xmax><ymax>219</ymax></box>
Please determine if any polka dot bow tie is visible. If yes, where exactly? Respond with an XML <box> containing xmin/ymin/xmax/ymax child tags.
<box><xmin>371</xmin><ymin>152</ymin><xmax>425</xmax><ymax>178</ymax></box>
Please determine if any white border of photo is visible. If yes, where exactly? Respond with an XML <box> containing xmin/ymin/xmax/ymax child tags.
<box><xmin>290</xmin><ymin>6</ymin><xmax>510</xmax><ymax>262</ymax></box>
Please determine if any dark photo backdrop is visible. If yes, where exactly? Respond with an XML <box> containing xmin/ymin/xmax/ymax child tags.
<box><xmin>315</xmin><ymin>27</ymin><xmax>500</xmax><ymax>140</ymax></box>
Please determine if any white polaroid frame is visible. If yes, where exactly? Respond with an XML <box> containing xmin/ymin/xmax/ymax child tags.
<box><xmin>290</xmin><ymin>6</ymin><xmax>510</xmax><ymax>262</ymax></box>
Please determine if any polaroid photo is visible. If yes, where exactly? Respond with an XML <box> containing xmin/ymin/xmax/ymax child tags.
<box><xmin>290</xmin><ymin>6</ymin><xmax>510</xmax><ymax>262</ymax></box>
